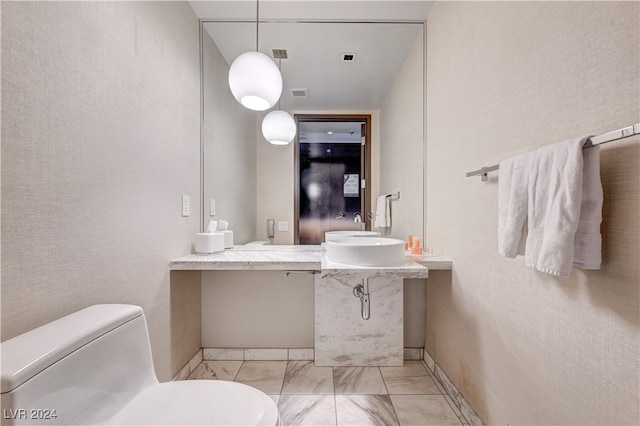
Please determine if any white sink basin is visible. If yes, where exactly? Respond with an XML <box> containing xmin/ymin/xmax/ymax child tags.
<box><xmin>325</xmin><ymin>237</ymin><xmax>406</xmax><ymax>267</ymax></box>
<box><xmin>325</xmin><ymin>230</ymin><xmax>381</xmax><ymax>242</ymax></box>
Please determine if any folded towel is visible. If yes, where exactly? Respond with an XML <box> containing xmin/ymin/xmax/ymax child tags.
<box><xmin>573</xmin><ymin>144</ymin><xmax>603</xmax><ymax>269</ymax></box>
<box><xmin>498</xmin><ymin>152</ymin><xmax>532</xmax><ymax>258</ymax></box>
<box><xmin>374</xmin><ymin>195</ymin><xmax>390</xmax><ymax>228</ymax></box>
<box><xmin>525</xmin><ymin>137</ymin><xmax>592</xmax><ymax>277</ymax></box>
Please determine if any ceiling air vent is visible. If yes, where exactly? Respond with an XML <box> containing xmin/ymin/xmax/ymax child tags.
<box><xmin>272</xmin><ymin>49</ymin><xmax>288</xmax><ymax>59</ymax></box>
<box><xmin>291</xmin><ymin>88</ymin><xmax>309</xmax><ymax>98</ymax></box>
<box><xmin>341</xmin><ymin>52</ymin><xmax>357</xmax><ymax>62</ymax></box>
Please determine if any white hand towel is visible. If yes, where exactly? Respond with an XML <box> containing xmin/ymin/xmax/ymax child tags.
<box><xmin>374</xmin><ymin>195</ymin><xmax>390</xmax><ymax>228</ymax></box>
<box><xmin>498</xmin><ymin>152</ymin><xmax>532</xmax><ymax>258</ymax></box>
<box><xmin>525</xmin><ymin>137</ymin><xmax>591</xmax><ymax>277</ymax></box>
<box><xmin>573</xmin><ymin>144</ymin><xmax>603</xmax><ymax>269</ymax></box>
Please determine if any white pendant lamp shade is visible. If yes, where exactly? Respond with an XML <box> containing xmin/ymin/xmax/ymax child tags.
<box><xmin>228</xmin><ymin>51</ymin><xmax>283</xmax><ymax>111</ymax></box>
<box><xmin>262</xmin><ymin>110</ymin><xmax>296</xmax><ymax>145</ymax></box>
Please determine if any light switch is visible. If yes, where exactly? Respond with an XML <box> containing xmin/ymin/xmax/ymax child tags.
<box><xmin>181</xmin><ymin>195</ymin><xmax>190</xmax><ymax>217</ymax></box>
<box><xmin>278</xmin><ymin>221</ymin><xmax>288</xmax><ymax>232</ymax></box>
<box><xmin>210</xmin><ymin>199</ymin><xmax>216</xmax><ymax>216</ymax></box>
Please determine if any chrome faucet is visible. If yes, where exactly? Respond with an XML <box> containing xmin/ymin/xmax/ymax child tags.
<box><xmin>353</xmin><ymin>212</ymin><xmax>364</xmax><ymax>230</ymax></box>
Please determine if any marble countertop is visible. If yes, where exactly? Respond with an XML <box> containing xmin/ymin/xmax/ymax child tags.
<box><xmin>170</xmin><ymin>247</ymin><xmax>322</xmax><ymax>271</ymax></box>
<box><xmin>170</xmin><ymin>245</ymin><xmax>452</xmax><ymax>272</ymax></box>
<box><xmin>321</xmin><ymin>255</ymin><xmax>429</xmax><ymax>279</ymax></box>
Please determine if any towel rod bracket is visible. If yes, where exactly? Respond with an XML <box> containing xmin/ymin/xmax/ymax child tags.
<box><xmin>466</xmin><ymin>165</ymin><xmax>499</xmax><ymax>180</ymax></box>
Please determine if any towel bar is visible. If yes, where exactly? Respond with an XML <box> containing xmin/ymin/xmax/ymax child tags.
<box><xmin>466</xmin><ymin>123</ymin><xmax>640</xmax><ymax>181</ymax></box>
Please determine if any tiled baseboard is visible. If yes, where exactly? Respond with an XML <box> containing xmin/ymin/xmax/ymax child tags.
<box><xmin>172</xmin><ymin>347</ymin><xmax>427</xmax><ymax>381</ymax></box>
<box><xmin>203</xmin><ymin>348</ymin><xmax>314</xmax><ymax>361</ymax></box>
<box><xmin>201</xmin><ymin>347</ymin><xmax>425</xmax><ymax>361</ymax></box>
<box><xmin>171</xmin><ymin>348</ymin><xmax>203</xmax><ymax>381</ymax></box>
<box><xmin>422</xmin><ymin>350</ymin><xmax>485</xmax><ymax>426</ymax></box>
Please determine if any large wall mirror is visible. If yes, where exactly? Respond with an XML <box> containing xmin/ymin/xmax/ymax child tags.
<box><xmin>201</xmin><ymin>19</ymin><xmax>426</xmax><ymax>246</ymax></box>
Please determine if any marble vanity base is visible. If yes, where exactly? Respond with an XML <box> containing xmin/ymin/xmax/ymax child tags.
<box><xmin>315</xmin><ymin>272</ymin><xmax>404</xmax><ymax>367</ymax></box>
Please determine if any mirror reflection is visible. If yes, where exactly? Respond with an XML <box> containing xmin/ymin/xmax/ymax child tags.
<box><xmin>201</xmin><ymin>20</ymin><xmax>425</xmax><ymax>245</ymax></box>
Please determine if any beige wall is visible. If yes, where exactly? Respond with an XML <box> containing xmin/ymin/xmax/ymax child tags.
<box><xmin>201</xmin><ymin>271</ymin><xmax>426</xmax><ymax>348</ymax></box>
<box><xmin>425</xmin><ymin>2</ymin><xmax>639</xmax><ymax>424</ymax></box>
<box><xmin>1</xmin><ymin>1</ymin><xmax>202</xmax><ymax>381</ymax></box>
<box><xmin>255</xmin><ymin>117</ymin><xmax>296</xmax><ymax>244</ymax></box>
<box><xmin>379</xmin><ymin>27</ymin><xmax>425</xmax><ymax>241</ymax></box>
<box><xmin>202</xmin><ymin>31</ymin><xmax>257</xmax><ymax>244</ymax></box>
<box><xmin>201</xmin><ymin>271</ymin><xmax>315</xmax><ymax>347</ymax></box>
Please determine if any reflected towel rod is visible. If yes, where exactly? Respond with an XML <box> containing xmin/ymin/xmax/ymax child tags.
<box><xmin>385</xmin><ymin>191</ymin><xmax>400</xmax><ymax>200</ymax></box>
<box><xmin>466</xmin><ymin>123</ymin><xmax>640</xmax><ymax>181</ymax></box>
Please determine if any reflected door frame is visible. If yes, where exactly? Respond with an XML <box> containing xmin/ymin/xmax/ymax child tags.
<box><xmin>294</xmin><ymin>114</ymin><xmax>372</xmax><ymax>244</ymax></box>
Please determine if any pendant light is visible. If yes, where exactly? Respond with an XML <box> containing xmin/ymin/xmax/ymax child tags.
<box><xmin>262</xmin><ymin>57</ymin><xmax>296</xmax><ymax>145</ymax></box>
<box><xmin>228</xmin><ymin>0</ymin><xmax>282</xmax><ymax>111</ymax></box>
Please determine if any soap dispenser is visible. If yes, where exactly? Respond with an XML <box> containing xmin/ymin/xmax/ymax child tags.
<box><xmin>267</xmin><ymin>219</ymin><xmax>275</xmax><ymax>244</ymax></box>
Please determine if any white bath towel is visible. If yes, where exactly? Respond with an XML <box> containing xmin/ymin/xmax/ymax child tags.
<box><xmin>374</xmin><ymin>195</ymin><xmax>390</xmax><ymax>228</ymax></box>
<box><xmin>525</xmin><ymin>136</ymin><xmax>600</xmax><ymax>277</ymax></box>
<box><xmin>498</xmin><ymin>152</ymin><xmax>533</xmax><ymax>258</ymax></box>
<box><xmin>573</xmin><ymin>144</ymin><xmax>603</xmax><ymax>270</ymax></box>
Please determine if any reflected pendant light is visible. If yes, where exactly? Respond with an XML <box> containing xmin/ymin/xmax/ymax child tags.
<box><xmin>262</xmin><ymin>57</ymin><xmax>296</xmax><ymax>145</ymax></box>
<box><xmin>228</xmin><ymin>0</ymin><xmax>282</xmax><ymax>111</ymax></box>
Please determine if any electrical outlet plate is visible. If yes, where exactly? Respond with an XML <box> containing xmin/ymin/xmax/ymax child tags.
<box><xmin>181</xmin><ymin>195</ymin><xmax>190</xmax><ymax>217</ymax></box>
<box><xmin>210</xmin><ymin>199</ymin><xmax>216</xmax><ymax>216</ymax></box>
<box><xmin>278</xmin><ymin>221</ymin><xmax>288</xmax><ymax>232</ymax></box>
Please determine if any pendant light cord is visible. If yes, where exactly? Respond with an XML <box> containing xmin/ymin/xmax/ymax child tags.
<box><xmin>256</xmin><ymin>0</ymin><xmax>259</xmax><ymax>51</ymax></box>
<box><xmin>277</xmin><ymin>58</ymin><xmax>281</xmax><ymax>110</ymax></box>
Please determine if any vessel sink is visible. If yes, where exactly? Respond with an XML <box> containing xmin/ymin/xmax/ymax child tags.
<box><xmin>324</xmin><ymin>230</ymin><xmax>381</xmax><ymax>242</ymax></box>
<box><xmin>325</xmin><ymin>237</ymin><xmax>406</xmax><ymax>267</ymax></box>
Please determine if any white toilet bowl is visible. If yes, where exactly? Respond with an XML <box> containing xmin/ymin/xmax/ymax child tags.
<box><xmin>0</xmin><ymin>304</ymin><xmax>279</xmax><ymax>425</ymax></box>
<box><xmin>108</xmin><ymin>381</ymin><xmax>278</xmax><ymax>425</ymax></box>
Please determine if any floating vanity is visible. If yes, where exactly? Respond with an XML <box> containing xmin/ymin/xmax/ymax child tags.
<box><xmin>170</xmin><ymin>245</ymin><xmax>324</xmax><ymax>271</ymax></box>
<box><xmin>169</xmin><ymin>245</ymin><xmax>452</xmax><ymax>271</ymax></box>
<box><xmin>170</xmin><ymin>245</ymin><xmax>451</xmax><ymax>367</ymax></box>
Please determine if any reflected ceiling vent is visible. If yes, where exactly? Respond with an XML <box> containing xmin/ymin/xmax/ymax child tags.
<box><xmin>291</xmin><ymin>88</ymin><xmax>309</xmax><ymax>98</ymax></box>
<box><xmin>341</xmin><ymin>52</ymin><xmax>357</xmax><ymax>62</ymax></box>
<box><xmin>272</xmin><ymin>49</ymin><xmax>288</xmax><ymax>59</ymax></box>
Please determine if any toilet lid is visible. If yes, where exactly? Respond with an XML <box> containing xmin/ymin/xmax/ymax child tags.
<box><xmin>107</xmin><ymin>380</ymin><xmax>279</xmax><ymax>425</ymax></box>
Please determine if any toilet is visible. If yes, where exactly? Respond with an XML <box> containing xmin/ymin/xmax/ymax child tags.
<box><xmin>0</xmin><ymin>304</ymin><xmax>280</xmax><ymax>425</ymax></box>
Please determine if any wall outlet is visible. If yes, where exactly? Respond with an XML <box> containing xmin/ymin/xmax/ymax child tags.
<box><xmin>278</xmin><ymin>221</ymin><xmax>288</xmax><ymax>232</ymax></box>
<box><xmin>210</xmin><ymin>199</ymin><xmax>216</xmax><ymax>216</ymax></box>
<box><xmin>181</xmin><ymin>195</ymin><xmax>190</xmax><ymax>217</ymax></box>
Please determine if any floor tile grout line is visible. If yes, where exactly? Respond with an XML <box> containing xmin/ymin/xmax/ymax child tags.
<box><xmin>379</xmin><ymin>366</ymin><xmax>403</xmax><ymax>425</ymax></box>
<box><xmin>443</xmin><ymin>394</ymin><xmax>466</xmax><ymax>424</ymax></box>
<box><xmin>421</xmin><ymin>360</ymin><xmax>468</xmax><ymax>425</ymax></box>
<box><xmin>232</xmin><ymin>360</ymin><xmax>242</xmax><ymax>382</ymax></box>
<box><xmin>332</xmin><ymin>366</ymin><xmax>338</xmax><ymax>426</ymax></box>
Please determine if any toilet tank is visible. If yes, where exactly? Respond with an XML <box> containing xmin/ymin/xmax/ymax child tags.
<box><xmin>1</xmin><ymin>305</ymin><xmax>158</xmax><ymax>425</ymax></box>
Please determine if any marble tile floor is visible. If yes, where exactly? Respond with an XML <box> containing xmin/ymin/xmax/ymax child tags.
<box><xmin>186</xmin><ymin>360</ymin><xmax>468</xmax><ymax>425</ymax></box>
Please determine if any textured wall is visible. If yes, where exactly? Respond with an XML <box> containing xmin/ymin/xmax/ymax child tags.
<box><xmin>201</xmin><ymin>270</ymin><xmax>426</xmax><ymax>349</ymax></box>
<box><xmin>255</xmin><ymin>119</ymin><xmax>296</xmax><ymax>244</ymax></box>
<box><xmin>1</xmin><ymin>1</ymin><xmax>202</xmax><ymax>381</ymax></box>
<box><xmin>202</xmin><ymin>29</ymin><xmax>257</xmax><ymax>243</ymax></box>
<box><xmin>425</xmin><ymin>2</ymin><xmax>639</xmax><ymax>424</ymax></box>
<box><xmin>379</xmin><ymin>27</ymin><xmax>425</xmax><ymax>241</ymax></box>
<box><xmin>201</xmin><ymin>271</ymin><xmax>315</xmax><ymax>348</ymax></box>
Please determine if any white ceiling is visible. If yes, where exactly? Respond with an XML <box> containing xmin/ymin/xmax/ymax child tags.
<box><xmin>203</xmin><ymin>21</ymin><xmax>422</xmax><ymax>111</ymax></box>
<box><xmin>189</xmin><ymin>1</ymin><xmax>434</xmax><ymax>22</ymax></box>
<box><xmin>192</xmin><ymin>1</ymin><xmax>432</xmax><ymax>111</ymax></box>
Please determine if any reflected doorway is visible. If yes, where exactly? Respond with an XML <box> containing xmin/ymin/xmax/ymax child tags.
<box><xmin>294</xmin><ymin>115</ymin><xmax>372</xmax><ymax>244</ymax></box>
